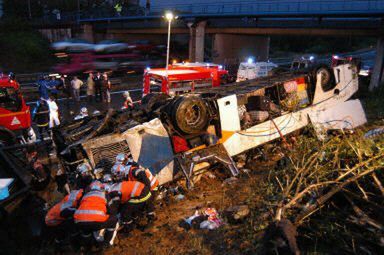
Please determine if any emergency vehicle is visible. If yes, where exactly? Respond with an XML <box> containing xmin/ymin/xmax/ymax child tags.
<box><xmin>143</xmin><ymin>62</ymin><xmax>229</xmax><ymax>96</ymax></box>
<box><xmin>236</xmin><ymin>61</ymin><xmax>277</xmax><ymax>82</ymax></box>
<box><xmin>0</xmin><ymin>73</ymin><xmax>35</xmax><ymax>146</ymax></box>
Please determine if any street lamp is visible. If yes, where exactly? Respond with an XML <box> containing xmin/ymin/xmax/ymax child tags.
<box><xmin>164</xmin><ymin>11</ymin><xmax>176</xmax><ymax>69</ymax></box>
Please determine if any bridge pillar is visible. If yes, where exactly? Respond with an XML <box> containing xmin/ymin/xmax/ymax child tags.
<box><xmin>80</xmin><ymin>24</ymin><xmax>94</xmax><ymax>43</ymax></box>
<box><xmin>369</xmin><ymin>37</ymin><xmax>384</xmax><ymax>91</ymax></box>
<box><xmin>212</xmin><ymin>34</ymin><xmax>270</xmax><ymax>64</ymax></box>
<box><xmin>188</xmin><ymin>21</ymin><xmax>207</xmax><ymax>62</ymax></box>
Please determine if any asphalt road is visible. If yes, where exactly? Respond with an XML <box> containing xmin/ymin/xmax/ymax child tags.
<box><xmin>27</xmin><ymin>87</ymin><xmax>143</xmax><ymax>122</ymax></box>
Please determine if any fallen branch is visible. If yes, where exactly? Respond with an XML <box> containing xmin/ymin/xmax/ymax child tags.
<box><xmin>294</xmin><ymin>161</ymin><xmax>384</xmax><ymax>224</ymax></box>
<box><xmin>371</xmin><ymin>173</ymin><xmax>384</xmax><ymax>196</ymax></box>
<box><xmin>344</xmin><ymin>194</ymin><xmax>384</xmax><ymax>231</ymax></box>
<box><xmin>355</xmin><ymin>181</ymin><xmax>369</xmax><ymax>200</ymax></box>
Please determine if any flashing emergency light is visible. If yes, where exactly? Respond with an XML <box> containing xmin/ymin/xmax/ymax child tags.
<box><xmin>219</xmin><ymin>65</ymin><xmax>223</xmax><ymax>69</ymax></box>
<box><xmin>247</xmin><ymin>58</ymin><xmax>254</xmax><ymax>64</ymax></box>
<box><xmin>146</xmin><ymin>67</ymin><xmax>151</xmax><ymax>71</ymax></box>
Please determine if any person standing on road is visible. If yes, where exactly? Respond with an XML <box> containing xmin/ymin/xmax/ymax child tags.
<box><xmin>102</xmin><ymin>73</ymin><xmax>111</xmax><ymax>104</ymax></box>
<box><xmin>32</xmin><ymin>98</ymin><xmax>50</xmax><ymax>139</ymax></box>
<box><xmin>94</xmin><ymin>72</ymin><xmax>103</xmax><ymax>102</ymax></box>
<box><xmin>60</xmin><ymin>75</ymin><xmax>71</xmax><ymax>100</ymax></box>
<box><xmin>37</xmin><ymin>75</ymin><xmax>51</xmax><ymax>100</ymax></box>
<box><xmin>71</xmin><ymin>76</ymin><xmax>83</xmax><ymax>102</ymax></box>
<box><xmin>49</xmin><ymin>76</ymin><xmax>60</xmax><ymax>100</ymax></box>
<box><xmin>47</xmin><ymin>96</ymin><xmax>60</xmax><ymax>128</ymax></box>
<box><xmin>86</xmin><ymin>73</ymin><xmax>95</xmax><ymax>103</ymax></box>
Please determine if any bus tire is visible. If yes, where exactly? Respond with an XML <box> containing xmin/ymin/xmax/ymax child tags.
<box><xmin>314</xmin><ymin>65</ymin><xmax>334</xmax><ymax>91</ymax></box>
<box><xmin>0</xmin><ymin>127</ymin><xmax>16</xmax><ymax>147</ymax></box>
<box><xmin>170</xmin><ymin>96</ymin><xmax>210</xmax><ymax>135</ymax></box>
<box><xmin>142</xmin><ymin>93</ymin><xmax>170</xmax><ymax>112</ymax></box>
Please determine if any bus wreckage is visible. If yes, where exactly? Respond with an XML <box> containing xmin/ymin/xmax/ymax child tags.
<box><xmin>54</xmin><ymin>62</ymin><xmax>367</xmax><ymax>188</ymax></box>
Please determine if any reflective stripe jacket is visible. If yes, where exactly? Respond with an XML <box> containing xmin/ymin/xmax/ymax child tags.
<box><xmin>45</xmin><ymin>189</ymin><xmax>83</xmax><ymax>227</ymax></box>
<box><xmin>74</xmin><ymin>190</ymin><xmax>109</xmax><ymax>223</ymax></box>
<box><xmin>111</xmin><ymin>181</ymin><xmax>145</xmax><ymax>204</ymax></box>
<box><xmin>127</xmin><ymin>165</ymin><xmax>159</xmax><ymax>191</ymax></box>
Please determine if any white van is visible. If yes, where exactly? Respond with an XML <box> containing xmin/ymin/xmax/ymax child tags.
<box><xmin>236</xmin><ymin>61</ymin><xmax>278</xmax><ymax>82</ymax></box>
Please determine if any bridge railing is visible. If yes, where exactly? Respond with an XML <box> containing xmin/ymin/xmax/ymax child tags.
<box><xmin>151</xmin><ymin>0</ymin><xmax>384</xmax><ymax>15</ymax></box>
<box><xmin>69</xmin><ymin>0</ymin><xmax>384</xmax><ymax>23</ymax></box>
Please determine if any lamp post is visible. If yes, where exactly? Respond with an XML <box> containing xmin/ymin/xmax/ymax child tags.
<box><xmin>164</xmin><ymin>11</ymin><xmax>175</xmax><ymax>69</ymax></box>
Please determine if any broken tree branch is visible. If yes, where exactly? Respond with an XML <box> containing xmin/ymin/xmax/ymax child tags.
<box><xmin>344</xmin><ymin>194</ymin><xmax>384</xmax><ymax>231</ymax></box>
<box><xmin>294</xmin><ymin>160</ymin><xmax>384</xmax><ymax>224</ymax></box>
<box><xmin>371</xmin><ymin>173</ymin><xmax>384</xmax><ymax>196</ymax></box>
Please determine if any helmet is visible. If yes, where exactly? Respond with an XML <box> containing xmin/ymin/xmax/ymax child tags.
<box><xmin>115</xmin><ymin>153</ymin><xmax>126</xmax><ymax>163</ymax></box>
<box><xmin>77</xmin><ymin>163</ymin><xmax>92</xmax><ymax>176</ymax></box>
<box><xmin>80</xmin><ymin>107</ymin><xmax>88</xmax><ymax>115</ymax></box>
<box><xmin>89</xmin><ymin>181</ymin><xmax>104</xmax><ymax>191</ymax></box>
<box><xmin>111</xmin><ymin>163</ymin><xmax>128</xmax><ymax>180</ymax></box>
<box><xmin>102</xmin><ymin>174</ymin><xmax>113</xmax><ymax>183</ymax></box>
<box><xmin>123</xmin><ymin>91</ymin><xmax>130</xmax><ymax>98</ymax></box>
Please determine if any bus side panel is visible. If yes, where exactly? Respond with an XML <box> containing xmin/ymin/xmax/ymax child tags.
<box><xmin>223</xmin><ymin>111</ymin><xmax>309</xmax><ymax>156</ymax></box>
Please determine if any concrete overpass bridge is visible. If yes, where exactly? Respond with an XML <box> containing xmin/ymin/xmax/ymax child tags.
<box><xmin>35</xmin><ymin>0</ymin><xmax>384</xmax><ymax>89</ymax></box>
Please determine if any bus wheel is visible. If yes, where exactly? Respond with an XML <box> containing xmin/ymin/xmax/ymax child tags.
<box><xmin>142</xmin><ymin>93</ymin><xmax>171</xmax><ymax>112</ymax></box>
<box><xmin>0</xmin><ymin>128</ymin><xmax>17</xmax><ymax>147</ymax></box>
<box><xmin>171</xmin><ymin>96</ymin><xmax>210</xmax><ymax>135</ymax></box>
<box><xmin>315</xmin><ymin>66</ymin><xmax>334</xmax><ymax>91</ymax></box>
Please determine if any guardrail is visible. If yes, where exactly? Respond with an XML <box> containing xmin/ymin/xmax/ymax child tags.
<box><xmin>34</xmin><ymin>0</ymin><xmax>384</xmax><ymax>24</ymax></box>
<box><xmin>152</xmin><ymin>0</ymin><xmax>384</xmax><ymax>15</ymax></box>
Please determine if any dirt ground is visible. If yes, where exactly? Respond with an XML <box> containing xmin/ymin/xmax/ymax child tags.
<box><xmin>104</xmin><ymin>159</ymin><xmax>276</xmax><ymax>255</ymax></box>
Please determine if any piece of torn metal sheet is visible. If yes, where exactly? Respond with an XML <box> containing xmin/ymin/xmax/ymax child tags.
<box><xmin>123</xmin><ymin>118</ymin><xmax>175</xmax><ymax>185</ymax></box>
<box><xmin>217</xmin><ymin>95</ymin><xmax>241</xmax><ymax>132</ymax></box>
<box><xmin>308</xmin><ymin>99</ymin><xmax>367</xmax><ymax>139</ymax></box>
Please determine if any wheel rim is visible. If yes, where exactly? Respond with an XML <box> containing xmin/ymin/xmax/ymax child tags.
<box><xmin>184</xmin><ymin>104</ymin><xmax>202</xmax><ymax>126</ymax></box>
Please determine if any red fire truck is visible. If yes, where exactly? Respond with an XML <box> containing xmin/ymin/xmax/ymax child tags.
<box><xmin>0</xmin><ymin>73</ymin><xmax>35</xmax><ymax>146</ymax></box>
<box><xmin>143</xmin><ymin>63</ymin><xmax>229</xmax><ymax>96</ymax></box>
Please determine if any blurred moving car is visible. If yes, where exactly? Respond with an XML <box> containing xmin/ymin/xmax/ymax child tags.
<box><xmin>359</xmin><ymin>62</ymin><xmax>373</xmax><ymax>77</ymax></box>
<box><xmin>51</xmin><ymin>39</ymin><xmax>94</xmax><ymax>52</ymax></box>
<box><xmin>94</xmin><ymin>40</ymin><xmax>129</xmax><ymax>53</ymax></box>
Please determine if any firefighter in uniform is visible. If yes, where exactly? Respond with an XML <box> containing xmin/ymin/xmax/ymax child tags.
<box><xmin>109</xmin><ymin>180</ymin><xmax>154</xmax><ymax>233</ymax></box>
<box><xmin>115</xmin><ymin>153</ymin><xmax>159</xmax><ymax>191</ymax></box>
<box><xmin>111</xmin><ymin>162</ymin><xmax>129</xmax><ymax>181</ymax></box>
<box><xmin>45</xmin><ymin>189</ymin><xmax>84</xmax><ymax>252</ymax></box>
<box><xmin>76</xmin><ymin>162</ymin><xmax>94</xmax><ymax>190</ymax></box>
<box><xmin>74</xmin><ymin>181</ymin><xmax>119</xmax><ymax>248</ymax></box>
<box><xmin>114</xmin><ymin>153</ymin><xmax>159</xmax><ymax>222</ymax></box>
<box><xmin>32</xmin><ymin>98</ymin><xmax>50</xmax><ymax>139</ymax></box>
